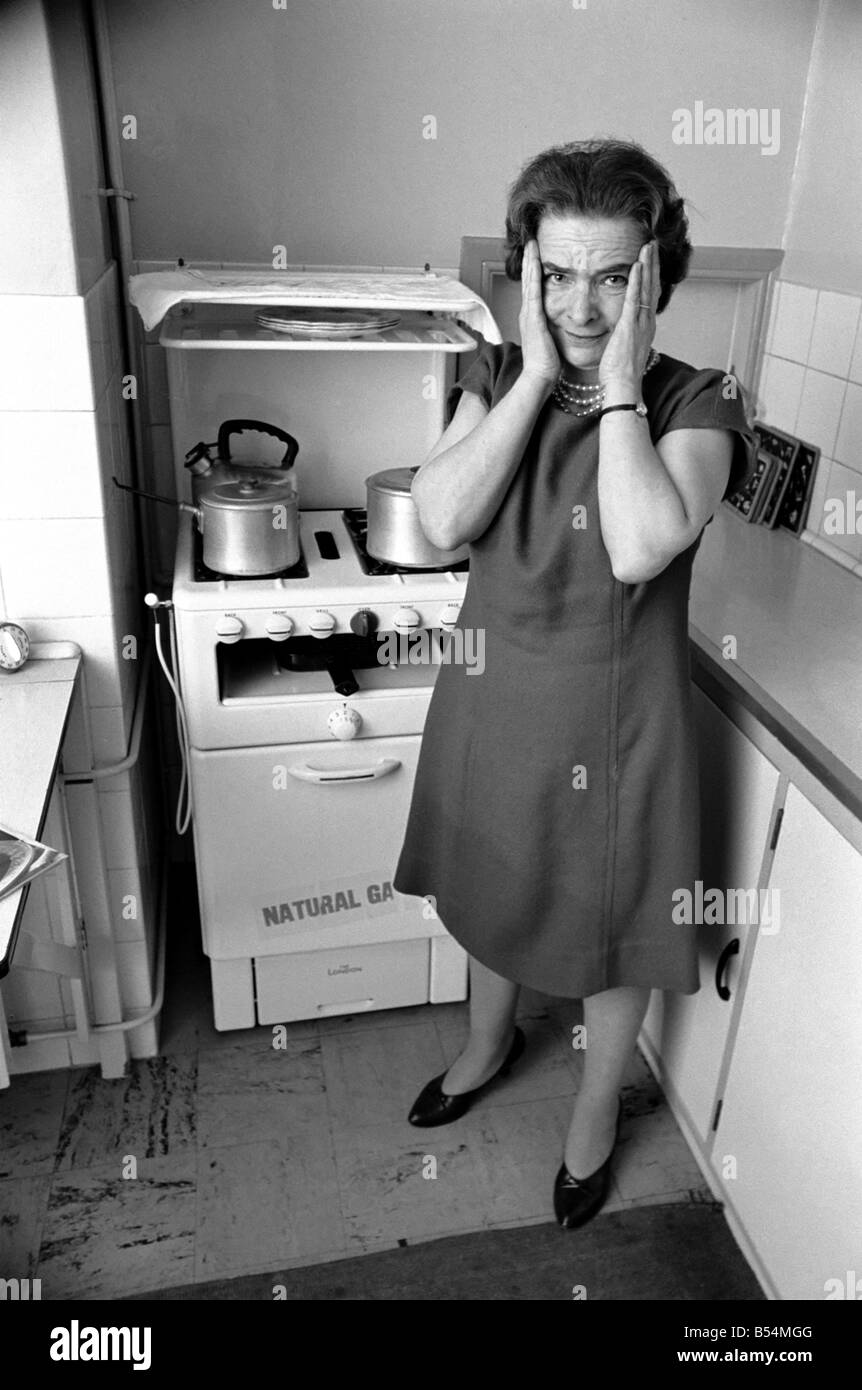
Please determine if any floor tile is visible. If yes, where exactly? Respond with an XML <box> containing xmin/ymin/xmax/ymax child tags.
<box><xmin>331</xmin><ymin>1115</ymin><xmax>495</xmax><ymax>1249</ymax></box>
<box><xmin>434</xmin><ymin>1014</ymin><xmax>579</xmax><ymax>1107</ymax></box>
<box><xmin>55</xmin><ymin>1056</ymin><xmax>197</xmax><ymax>1170</ymax></box>
<box><xmin>0</xmin><ymin>1175</ymin><xmax>51</xmax><ymax>1278</ymax></box>
<box><xmin>195</xmin><ymin>1134</ymin><xmax>344</xmax><ymax>1281</ymax></box>
<box><xmin>320</xmin><ymin>1019</ymin><xmax>446</xmax><ymax>1132</ymax></box>
<box><xmin>196</xmin><ymin>1036</ymin><xmax>328</xmax><ymax>1148</ymax></box>
<box><xmin>612</xmin><ymin>1103</ymin><xmax>706</xmax><ymax>1203</ymax></box>
<box><xmin>0</xmin><ymin>1071</ymin><xmax>69</xmax><ymax>1178</ymax></box>
<box><xmin>316</xmin><ymin>1001</ymin><xmax>440</xmax><ymax>1037</ymax></box>
<box><xmin>37</xmin><ymin>1156</ymin><xmax>196</xmax><ymax>1299</ymax></box>
<box><xmin>465</xmin><ymin>1094</ymin><xmax>575</xmax><ymax>1223</ymax></box>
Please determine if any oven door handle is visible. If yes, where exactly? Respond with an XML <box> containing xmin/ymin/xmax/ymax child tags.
<box><xmin>288</xmin><ymin>758</ymin><xmax>402</xmax><ymax>784</ymax></box>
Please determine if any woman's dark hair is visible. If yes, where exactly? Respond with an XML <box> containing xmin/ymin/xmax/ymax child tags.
<box><xmin>504</xmin><ymin>138</ymin><xmax>692</xmax><ymax>313</ymax></box>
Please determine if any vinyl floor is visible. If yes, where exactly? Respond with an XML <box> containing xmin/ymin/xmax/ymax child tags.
<box><xmin>0</xmin><ymin>870</ymin><xmax>726</xmax><ymax>1300</ymax></box>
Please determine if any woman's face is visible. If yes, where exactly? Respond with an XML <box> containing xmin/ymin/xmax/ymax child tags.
<box><xmin>535</xmin><ymin>213</ymin><xmax>648</xmax><ymax>375</ymax></box>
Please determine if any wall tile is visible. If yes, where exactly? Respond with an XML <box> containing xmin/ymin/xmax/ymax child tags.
<box><xmin>108</xmin><ymin>867</ymin><xmax>148</xmax><ymax>943</ymax></box>
<box><xmin>0</xmin><ymin>295</ymin><xmax>93</xmax><ymax>411</ymax></box>
<box><xmin>770</xmin><ymin>282</ymin><xmax>817</xmax><ymax>363</ymax></box>
<box><xmin>763</xmin><ymin>280</ymin><xmax>780</xmax><ymax>355</ymax></box>
<box><xmin>0</xmin><ymin>517</ymin><xmax>112</xmax><ymax>618</ymax></box>
<box><xmin>849</xmin><ymin>319</ymin><xmax>862</xmax><ymax>386</ymax></box>
<box><xmin>835</xmin><ymin>381</ymin><xmax>862</xmax><ymax>471</ymax></box>
<box><xmin>90</xmin><ymin>704</ymin><xmax>130</xmax><ymax>767</ymax></box>
<box><xmin>794</xmin><ymin>369</ymin><xmax>846</xmax><ymax>458</ymax></box>
<box><xmin>803</xmin><ymin>455</ymin><xmax>832</xmax><ymax>537</ymax></box>
<box><xmin>22</xmin><ymin>615</ymin><xmax>122</xmax><ymax>707</ymax></box>
<box><xmin>807</xmin><ymin>291</ymin><xmax>861</xmax><ymax>378</ymax></box>
<box><xmin>98</xmin><ymin>785</ymin><xmax>137</xmax><ymax>869</ymax></box>
<box><xmin>816</xmin><ymin>459</ymin><xmax>862</xmax><ymax>564</ymax></box>
<box><xmin>758</xmin><ymin>354</ymin><xmax>804</xmax><ymax>433</ymax></box>
<box><xmin>115</xmin><ymin>938</ymin><xmax>155</xmax><ymax>1011</ymax></box>
<box><xmin>85</xmin><ymin>276</ymin><xmax>108</xmax><ymax>402</ymax></box>
<box><xmin>0</xmin><ymin>410</ymin><xmax>102</xmax><ymax>521</ymax></box>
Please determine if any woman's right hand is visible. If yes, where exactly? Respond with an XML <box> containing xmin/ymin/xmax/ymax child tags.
<box><xmin>518</xmin><ymin>239</ymin><xmax>560</xmax><ymax>385</ymax></box>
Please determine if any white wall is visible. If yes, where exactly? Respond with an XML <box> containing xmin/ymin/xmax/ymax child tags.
<box><xmin>0</xmin><ymin>0</ymin><xmax>77</xmax><ymax>294</ymax></box>
<box><xmin>105</xmin><ymin>0</ymin><xmax>817</xmax><ymax>268</ymax></box>
<box><xmin>781</xmin><ymin>0</ymin><xmax>862</xmax><ymax>294</ymax></box>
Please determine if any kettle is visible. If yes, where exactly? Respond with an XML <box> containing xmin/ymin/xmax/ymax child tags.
<box><xmin>185</xmin><ymin>418</ymin><xmax>300</xmax><ymax>502</ymax></box>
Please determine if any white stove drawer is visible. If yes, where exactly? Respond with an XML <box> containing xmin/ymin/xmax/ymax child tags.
<box><xmin>254</xmin><ymin>938</ymin><xmax>429</xmax><ymax>1023</ymax></box>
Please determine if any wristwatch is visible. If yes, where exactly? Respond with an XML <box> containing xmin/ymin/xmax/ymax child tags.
<box><xmin>598</xmin><ymin>402</ymin><xmax>648</xmax><ymax>419</ymax></box>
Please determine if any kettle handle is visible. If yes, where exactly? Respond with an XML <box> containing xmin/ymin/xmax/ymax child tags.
<box><xmin>217</xmin><ymin>419</ymin><xmax>299</xmax><ymax>469</ymax></box>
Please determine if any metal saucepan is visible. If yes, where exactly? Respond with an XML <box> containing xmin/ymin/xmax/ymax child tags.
<box><xmin>113</xmin><ymin>473</ymin><xmax>300</xmax><ymax>576</ymax></box>
<box><xmin>365</xmin><ymin>466</ymin><xmax>468</xmax><ymax>569</ymax></box>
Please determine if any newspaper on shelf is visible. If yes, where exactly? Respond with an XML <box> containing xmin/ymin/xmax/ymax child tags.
<box><xmin>128</xmin><ymin>267</ymin><xmax>502</xmax><ymax>342</ymax></box>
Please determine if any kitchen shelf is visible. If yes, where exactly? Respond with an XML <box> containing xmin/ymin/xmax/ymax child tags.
<box><xmin>160</xmin><ymin>307</ymin><xmax>477</xmax><ymax>351</ymax></box>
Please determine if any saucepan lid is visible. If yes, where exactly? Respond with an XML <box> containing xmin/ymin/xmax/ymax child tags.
<box><xmin>204</xmin><ymin>477</ymin><xmax>297</xmax><ymax>512</ymax></box>
<box><xmin>365</xmin><ymin>466</ymin><xmax>420</xmax><ymax>497</ymax></box>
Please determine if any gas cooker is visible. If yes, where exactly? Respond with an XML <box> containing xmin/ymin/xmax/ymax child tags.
<box><xmin>172</xmin><ymin>509</ymin><xmax>469</xmax><ymax>639</ymax></box>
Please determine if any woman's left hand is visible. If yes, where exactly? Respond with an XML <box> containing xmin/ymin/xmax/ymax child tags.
<box><xmin>597</xmin><ymin>239</ymin><xmax>660</xmax><ymax>392</ymax></box>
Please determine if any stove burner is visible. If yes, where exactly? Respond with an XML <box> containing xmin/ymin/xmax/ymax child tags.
<box><xmin>192</xmin><ymin>527</ymin><xmax>309</xmax><ymax>582</ymax></box>
<box><xmin>341</xmin><ymin>508</ymin><xmax>469</xmax><ymax>576</ymax></box>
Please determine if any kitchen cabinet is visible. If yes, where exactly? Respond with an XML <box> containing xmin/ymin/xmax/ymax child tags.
<box><xmin>713</xmin><ymin>782</ymin><xmax>862</xmax><ymax>1300</ymax></box>
<box><xmin>641</xmin><ymin>687</ymin><xmax>781</xmax><ymax>1142</ymax></box>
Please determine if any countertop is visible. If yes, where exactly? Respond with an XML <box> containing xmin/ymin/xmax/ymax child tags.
<box><xmin>0</xmin><ymin>648</ymin><xmax>81</xmax><ymax>971</ymax></box>
<box><xmin>689</xmin><ymin>508</ymin><xmax>862</xmax><ymax>819</ymax></box>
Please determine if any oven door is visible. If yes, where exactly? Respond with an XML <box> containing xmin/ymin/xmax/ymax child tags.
<box><xmin>190</xmin><ymin>735</ymin><xmax>438</xmax><ymax>960</ymax></box>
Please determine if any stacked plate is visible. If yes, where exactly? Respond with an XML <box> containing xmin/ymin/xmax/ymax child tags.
<box><xmin>255</xmin><ymin>307</ymin><xmax>400</xmax><ymax>338</ymax></box>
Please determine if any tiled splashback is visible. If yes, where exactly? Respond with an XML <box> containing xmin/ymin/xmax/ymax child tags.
<box><xmin>759</xmin><ymin>281</ymin><xmax>862</xmax><ymax>577</ymax></box>
<box><xmin>0</xmin><ymin>264</ymin><xmax>161</xmax><ymax>1064</ymax></box>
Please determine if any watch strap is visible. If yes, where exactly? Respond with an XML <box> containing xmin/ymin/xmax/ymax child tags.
<box><xmin>598</xmin><ymin>402</ymin><xmax>648</xmax><ymax>419</ymax></box>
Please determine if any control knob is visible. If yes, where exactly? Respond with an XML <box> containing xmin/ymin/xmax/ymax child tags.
<box><xmin>349</xmin><ymin>608</ymin><xmax>377</xmax><ymax>637</ymax></box>
<box><xmin>309</xmin><ymin>609</ymin><xmax>337</xmax><ymax>638</ymax></box>
<box><xmin>327</xmin><ymin>704</ymin><xmax>363</xmax><ymax>740</ymax></box>
<box><xmin>215</xmin><ymin>614</ymin><xmax>244</xmax><ymax>644</ymax></box>
<box><xmin>265</xmin><ymin>613</ymin><xmax>294</xmax><ymax>641</ymax></box>
<box><xmin>393</xmin><ymin>606</ymin><xmax>421</xmax><ymax>633</ymax></box>
<box><xmin>439</xmin><ymin>601</ymin><xmax>462</xmax><ymax>630</ymax></box>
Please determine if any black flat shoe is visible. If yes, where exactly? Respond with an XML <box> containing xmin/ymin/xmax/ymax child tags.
<box><xmin>407</xmin><ymin>1026</ymin><xmax>526</xmax><ymax>1128</ymax></box>
<box><xmin>553</xmin><ymin>1099</ymin><xmax>623</xmax><ymax>1230</ymax></box>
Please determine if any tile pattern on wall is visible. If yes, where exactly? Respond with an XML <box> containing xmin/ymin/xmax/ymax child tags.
<box><xmin>759</xmin><ymin>279</ymin><xmax>862</xmax><ymax>576</ymax></box>
<box><xmin>0</xmin><ymin>261</ymin><xmax>162</xmax><ymax>1061</ymax></box>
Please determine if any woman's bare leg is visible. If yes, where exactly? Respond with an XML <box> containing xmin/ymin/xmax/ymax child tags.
<box><xmin>441</xmin><ymin>954</ymin><xmax>521</xmax><ymax>1095</ymax></box>
<box><xmin>563</xmin><ymin>984</ymin><xmax>651</xmax><ymax>1176</ymax></box>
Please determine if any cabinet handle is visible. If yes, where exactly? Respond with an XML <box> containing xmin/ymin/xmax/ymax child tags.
<box><xmin>287</xmin><ymin>758</ymin><xmax>401</xmax><ymax>784</ymax></box>
<box><xmin>715</xmin><ymin>937</ymin><xmax>740</xmax><ymax>1001</ymax></box>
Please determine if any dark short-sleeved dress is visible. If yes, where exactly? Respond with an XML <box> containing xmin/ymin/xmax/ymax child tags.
<box><xmin>393</xmin><ymin>342</ymin><xmax>755</xmax><ymax>998</ymax></box>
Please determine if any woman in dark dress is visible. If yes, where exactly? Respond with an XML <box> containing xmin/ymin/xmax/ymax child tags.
<box><xmin>393</xmin><ymin>139</ymin><xmax>754</xmax><ymax>1228</ymax></box>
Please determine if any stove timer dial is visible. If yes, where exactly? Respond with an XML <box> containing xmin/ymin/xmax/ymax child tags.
<box><xmin>327</xmin><ymin>704</ymin><xmax>363</xmax><ymax>741</ymax></box>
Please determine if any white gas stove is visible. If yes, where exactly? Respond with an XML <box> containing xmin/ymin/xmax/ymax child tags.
<box><xmin>167</xmin><ymin>508</ymin><xmax>470</xmax><ymax>1029</ymax></box>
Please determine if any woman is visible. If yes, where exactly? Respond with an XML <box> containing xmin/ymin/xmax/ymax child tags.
<box><xmin>393</xmin><ymin>138</ymin><xmax>754</xmax><ymax>1229</ymax></box>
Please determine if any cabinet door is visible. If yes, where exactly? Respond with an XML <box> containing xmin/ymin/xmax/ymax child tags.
<box><xmin>714</xmin><ymin>783</ymin><xmax>862</xmax><ymax>1300</ymax></box>
<box><xmin>641</xmin><ymin>688</ymin><xmax>780</xmax><ymax>1141</ymax></box>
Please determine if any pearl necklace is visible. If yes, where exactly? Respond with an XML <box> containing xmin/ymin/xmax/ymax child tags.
<box><xmin>551</xmin><ymin>349</ymin><xmax>661</xmax><ymax>416</ymax></box>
